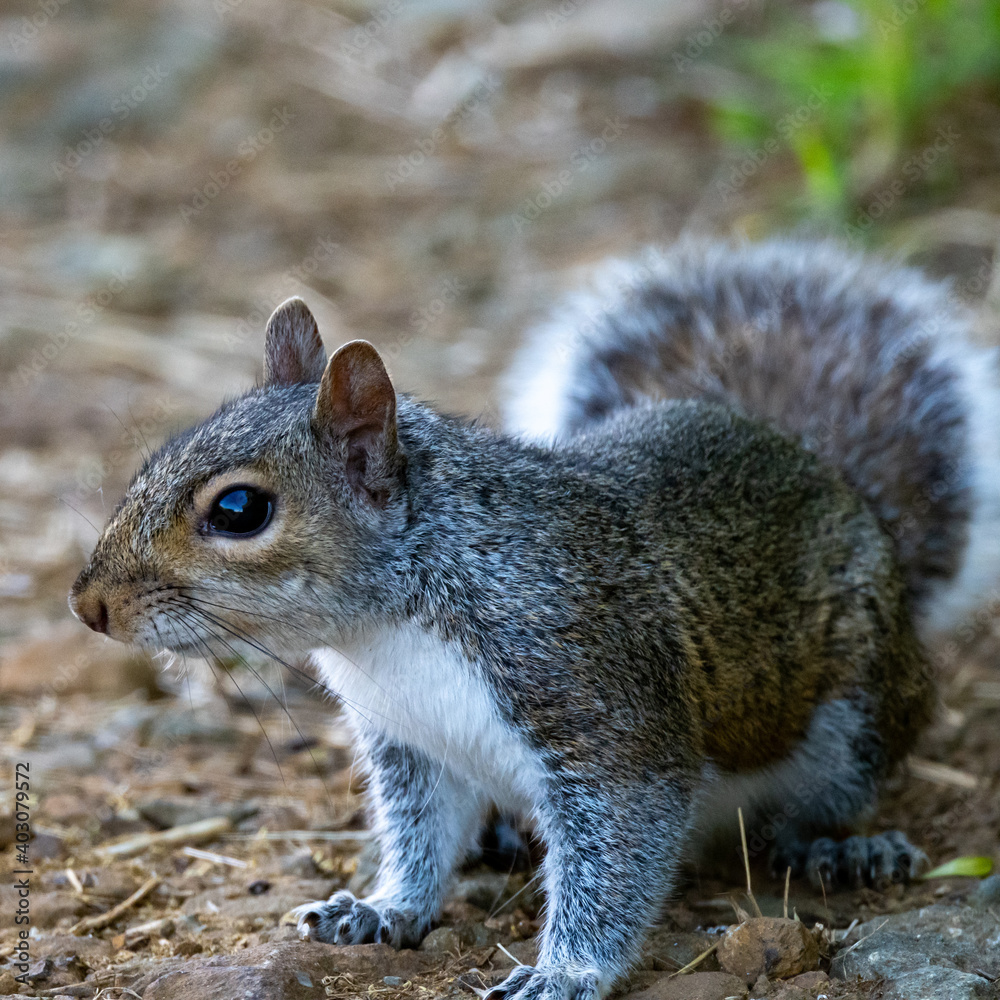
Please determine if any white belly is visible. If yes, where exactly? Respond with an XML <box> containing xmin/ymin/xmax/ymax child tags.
<box><xmin>310</xmin><ymin>623</ymin><xmax>545</xmax><ymax>812</ymax></box>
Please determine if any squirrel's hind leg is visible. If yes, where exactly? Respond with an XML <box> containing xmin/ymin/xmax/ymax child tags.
<box><xmin>701</xmin><ymin>699</ymin><xmax>927</xmax><ymax>893</ymax></box>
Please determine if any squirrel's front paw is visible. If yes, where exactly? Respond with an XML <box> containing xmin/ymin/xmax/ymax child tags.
<box><xmin>483</xmin><ymin>965</ymin><xmax>601</xmax><ymax>1000</ymax></box>
<box><xmin>291</xmin><ymin>891</ymin><xmax>422</xmax><ymax>948</ymax></box>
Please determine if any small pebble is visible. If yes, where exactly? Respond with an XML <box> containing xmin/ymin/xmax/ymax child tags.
<box><xmin>971</xmin><ymin>873</ymin><xmax>1000</xmax><ymax>908</ymax></box>
<box><xmin>383</xmin><ymin>975</ymin><xmax>403</xmax><ymax>986</ymax></box>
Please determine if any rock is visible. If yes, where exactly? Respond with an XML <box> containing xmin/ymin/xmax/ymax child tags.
<box><xmin>24</xmin><ymin>957</ymin><xmax>54</xmax><ymax>983</ymax></box>
<box><xmin>418</xmin><ymin>925</ymin><xmax>463</xmax><ymax>953</ymax></box>
<box><xmin>40</xmin><ymin>794</ymin><xmax>98</xmax><ymax>827</ymax></box>
<box><xmin>488</xmin><ymin>938</ymin><xmax>540</xmax><ymax>971</ymax></box>
<box><xmin>832</xmin><ymin>904</ymin><xmax>1000</xmax><ymax>983</ymax></box>
<box><xmin>717</xmin><ymin>918</ymin><xmax>818</xmax><ymax>985</ymax></box>
<box><xmin>32</xmin><ymin>831</ymin><xmax>68</xmax><ymax>860</ymax></box>
<box><xmin>638</xmin><ymin>928</ymin><xmax>719</xmax><ymax>972</ymax></box>
<box><xmin>970</xmin><ymin>874</ymin><xmax>1000</xmax><ymax>909</ymax></box>
<box><xmin>34</xmin><ymin>933</ymin><xmax>114</xmax><ymax>965</ymax></box>
<box><xmin>34</xmin><ymin>986</ymin><xmax>98</xmax><ymax>997</ymax></box>
<box><xmin>143</xmin><ymin>967</ymin><xmax>291</xmax><ymax>1000</ymax></box>
<box><xmin>140</xmin><ymin>942</ymin><xmax>435</xmax><ymax>999</ymax></box>
<box><xmin>29</xmin><ymin>891</ymin><xmax>89</xmax><ymax>929</ymax></box>
<box><xmin>181</xmin><ymin>880</ymin><xmax>333</xmax><ymax>923</ymax></box>
<box><xmin>763</xmin><ymin>982</ymin><xmax>808</xmax><ymax>1000</ymax></box>
<box><xmin>788</xmin><ymin>970</ymin><xmax>828</xmax><ymax>988</ymax></box>
<box><xmin>418</xmin><ymin>921</ymin><xmax>497</xmax><ymax>952</ymax></box>
<box><xmin>451</xmin><ymin>871</ymin><xmax>543</xmax><ymax>916</ymax></box>
<box><xmin>880</xmin><ymin>967</ymin><xmax>991</xmax><ymax>1000</ymax></box>
<box><xmin>18</xmin><ymin>955</ymin><xmax>88</xmax><ymax>990</ymax></box>
<box><xmin>280</xmin><ymin>847</ymin><xmax>318</xmax><ymax>878</ymax></box>
<box><xmin>623</xmin><ymin>970</ymin><xmax>748</xmax><ymax>999</ymax></box>
<box><xmin>79</xmin><ymin>868</ymin><xmax>141</xmax><ymax>902</ymax></box>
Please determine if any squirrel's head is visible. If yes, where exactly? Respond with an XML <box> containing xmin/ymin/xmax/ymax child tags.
<box><xmin>69</xmin><ymin>298</ymin><xmax>408</xmax><ymax>657</ymax></box>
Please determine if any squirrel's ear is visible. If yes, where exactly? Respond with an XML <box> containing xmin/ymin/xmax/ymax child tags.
<box><xmin>313</xmin><ymin>340</ymin><xmax>400</xmax><ymax>501</ymax></box>
<box><xmin>263</xmin><ymin>298</ymin><xmax>327</xmax><ymax>386</ymax></box>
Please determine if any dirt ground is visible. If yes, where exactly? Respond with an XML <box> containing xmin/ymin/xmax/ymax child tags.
<box><xmin>1</xmin><ymin>0</ymin><xmax>999</xmax><ymax>997</ymax></box>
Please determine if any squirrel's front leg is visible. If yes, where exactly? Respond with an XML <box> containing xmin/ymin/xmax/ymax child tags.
<box><xmin>293</xmin><ymin>734</ymin><xmax>484</xmax><ymax>948</ymax></box>
<box><xmin>486</xmin><ymin>777</ymin><xmax>693</xmax><ymax>1000</ymax></box>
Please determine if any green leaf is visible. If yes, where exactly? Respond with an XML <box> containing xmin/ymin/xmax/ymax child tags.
<box><xmin>922</xmin><ymin>856</ymin><xmax>994</xmax><ymax>880</ymax></box>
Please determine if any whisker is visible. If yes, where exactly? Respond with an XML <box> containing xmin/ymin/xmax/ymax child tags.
<box><xmin>175</xmin><ymin>601</ymin><xmax>334</xmax><ymax>787</ymax></box>
<box><xmin>165</xmin><ymin>604</ymin><xmax>289</xmax><ymax>787</ymax></box>
<box><xmin>125</xmin><ymin>400</ymin><xmax>153</xmax><ymax>460</ymax></box>
<box><xmin>173</xmin><ymin>594</ymin><xmax>404</xmax><ymax>730</ymax></box>
<box><xmin>53</xmin><ymin>494</ymin><xmax>101</xmax><ymax>534</ymax></box>
<box><xmin>104</xmin><ymin>401</ymin><xmax>152</xmax><ymax>462</ymax></box>
<box><xmin>169</xmin><ymin>600</ymin><xmax>350</xmax><ymax>710</ymax></box>
<box><xmin>488</xmin><ymin>868</ymin><xmax>543</xmax><ymax>922</ymax></box>
<box><xmin>176</xmin><ymin>589</ymin><xmax>321</xmax><ymax>630</ymax></box>
<box><xmin>160</xmin><ymin>608</ymin><xmax>241</xmax><ymax>725</ymax></box>
<box><xmin>415</xmin><ymin>745</ymin><xmax>451</xmax><ymax>820</ymax></box>
<box><xmin>165</xmin><ymin>598</ymin><xmax>391</xmax><ymax>811</ymax></box>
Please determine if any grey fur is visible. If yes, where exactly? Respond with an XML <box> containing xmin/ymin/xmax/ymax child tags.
<box><xmin>71</xmin><ymin>242</ymin><xmax>959</xmax><ymax>999</ymax></box>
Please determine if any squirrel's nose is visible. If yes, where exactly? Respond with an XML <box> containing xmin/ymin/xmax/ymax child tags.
<box><xmin>71</xmin><ymin>589</ymin><xmax>109</xmax><ymax>634</ymax></box>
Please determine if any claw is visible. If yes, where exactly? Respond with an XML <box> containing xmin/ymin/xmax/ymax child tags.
<box><xmin>482</xmin><ymin>964</ymin><xmax>600</xmax><ymax>1000</ymax></box>
<box><xmin>291</xmin><ymin>892</ymin><xmax>425</xmax><ymax>948</ymax></box>
<box><xmin>789</xmin><ymin>830</ymin><xmax>927</xmax><ymax>891</ymax></box>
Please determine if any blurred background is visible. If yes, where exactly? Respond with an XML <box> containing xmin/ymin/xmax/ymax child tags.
<box><xmin>1</xmin><ymin>0</ymin><xmax>999</xmax><ymax>965</ymax></box>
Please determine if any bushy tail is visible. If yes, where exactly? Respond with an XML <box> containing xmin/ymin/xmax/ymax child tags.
<box><xmin>505</xmin><ymin>239</ymin><xmax>1000</xmax><ymax>629</ymax></box>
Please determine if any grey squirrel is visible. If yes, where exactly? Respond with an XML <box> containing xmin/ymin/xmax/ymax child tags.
<box><xmin>70</xmin><ymin>239</ymin><xmax>1000</xmax><ymax>1000</ymax></box>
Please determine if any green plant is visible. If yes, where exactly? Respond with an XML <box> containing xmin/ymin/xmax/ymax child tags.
<box><xmin>709</xmin><ymin>0</ymin><xmax>1000</xmax><ymax>221</ymax></box>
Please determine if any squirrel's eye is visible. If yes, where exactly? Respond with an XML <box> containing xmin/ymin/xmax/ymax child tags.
<box><xmin>206</xmin><ymin>487</ymin><xmax>274</xmax><ymax>537</ymax></box>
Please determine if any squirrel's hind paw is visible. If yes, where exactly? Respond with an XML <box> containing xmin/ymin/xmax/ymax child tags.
<box><xmin>483</xmin><ymin>965</ymin><xmax>600</xmax><ymax>1000</ymax></box>
<box><xmin>773</xmin><ymin>830</ymin><xmax>928</xmax><ymax>891</ymax></box>
<box><xmin>291</xmin><ymin>891</ymin><xmax>421</xmax><ymax>948</ymax></box>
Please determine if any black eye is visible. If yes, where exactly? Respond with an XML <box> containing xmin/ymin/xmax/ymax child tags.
<box><xmin>206</xmin><ymin>487</ymin><xmax>274</xmax><ymax>537</ymax></box>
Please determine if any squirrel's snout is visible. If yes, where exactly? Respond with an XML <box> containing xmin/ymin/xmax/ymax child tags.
<box><xmin>69</xmin><ymin>579</ymin><xmax>110</xmax><ymax>635</ymax></box>
<box><xmin>77</xmin><ymin>595</ymin><xmax>109</xmax><ymax>634</ymax></box>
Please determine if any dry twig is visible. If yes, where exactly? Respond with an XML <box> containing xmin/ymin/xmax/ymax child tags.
<box><xmin>69</xmin><ymin>875</ymin><xmax>163</xmax><ymax>935</ymax></box>
<box><xmin>738</xmin><ymin>807</ymin><xmax>763</xmax><ymax>918</ymax></box>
